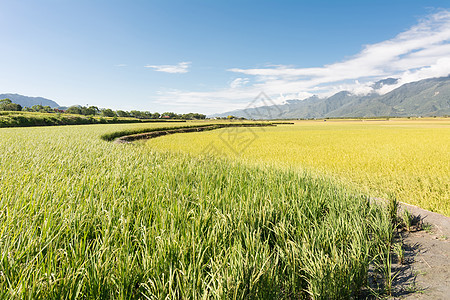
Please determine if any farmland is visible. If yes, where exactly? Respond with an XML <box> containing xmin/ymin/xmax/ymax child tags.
<box><xmin>0</xmin><ymin>122</ymin><xmax>396</xmax><ymax>299</ymax></box>
<box><xmin>147</xmin><ymin>118</ymin><xmax>450</xmax><ymax>216</ymax></box>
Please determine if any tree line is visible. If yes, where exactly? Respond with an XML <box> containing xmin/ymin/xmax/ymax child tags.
<box><xmin>0</xmin><ymin>99</ymin><xmax>206</xmax><ymax>120</ymax></box>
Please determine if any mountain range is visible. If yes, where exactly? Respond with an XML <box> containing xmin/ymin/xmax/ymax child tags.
<box><xmin>212</xmin><ymin>76</ymin><xmax>450</xmax><ymax>119</ymax></box>
<box><xmin>2</xmin><ymin>76</ymin><xmax>450</xmax><ymax>118</ymax></box>
<box><xmin>0</xmin><ymin>93</ymin><xmax>60</xmax><ymax>108</ymax></box>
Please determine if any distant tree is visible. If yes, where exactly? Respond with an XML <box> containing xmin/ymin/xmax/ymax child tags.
<box><xmin>80</xmin><ymin>106</ymin><xmax>89</xmax><ymax>115</ymax></box>
<box><xmin>29</xmin><ymin>105</ymin><xmax>53</xmax><ymax>113</ymax></box>
<box><xmin>192</xmin><ymin>113</ymin><xmax>206</xmax><ymax>119</ymax></box>
<box><xmin>0</xmin><ymin>99</ymin><xmax>22</xmax><ymax>111</ymax></box>
<box><xmin>130</xmin><ymin>110</ymin><xmax>144</xmax><ymax>119</ymax></box>
<box><xmin>81</xmin><ymin>106</ymin><xmax>99</xmax><ymax>116</ymax></box>
<box><xmin>10</xmin><ymin>103</ymin><xmax>22</xmax><ymax>111</ymax></box>
<box><xmin>66</xmin><ymin>106</ymin><xmax>82</xmax><ymax>115</ymax></box>
<box><xmin>162</xmin><ymin>112</ymin><xmax>179</xmax><ymax>119</ymax></box>
<box><xmin>0</xmin><ymin>99</ymin><xmax>12</xmax><ymax>105</ymax></box>
<box><xmin>116</xmin><ymin>110</ymin><xmax>130</xmax><ymax>118</ymax></box>
<box><xmin>42</xmin><ymin>106</ymin><xmax>54</xmax><ymax>113</ymax></box>
<box><xmin>101</xmin><ymin>108</ymin><xmax>116</xmax><ymax>117</ymax></box>
<box><xmin>51</xmin><ymin>102</ymin><xmax>202</xmax><ymax>121</ymax></box>
<box><xmin>227</xmin><ymin>115</ymin><xmax>235</xmax><ymax>119</ymax></box>
<box><xmin>180</xmin><ymin>113</ymin><xmax>205</xmax><ymax>120</ymax></box>
<box><xmin>181</xmin><ymin>113</ymin><xmax>193</xmax><ymax>120</ymax></box>
<box><xmin>91</xmin><ymin>106</ymin><xmax>100</xmax><ymax>115</ymax></box>
<box><xmin>142</xmin><ymin>111</ymin><xmax>153</xmax><ymax>119</ymax></box>
<box><xmin>31</xmin><ymin>105</ymin><xmax>44</xmax><ymax>112</ymax></box>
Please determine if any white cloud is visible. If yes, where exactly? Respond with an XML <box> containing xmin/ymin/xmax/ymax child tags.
<box><xmin>153</xmin><ymin>10</ymin><xmax>450</xmax><ymax>114</ymax></box>
<box><xmin>230</xmin><ymin>77</ymin><xmax>249</xmax><ymax>88</ymax></box>
<box><xmin>145</xmin><ymin>61</ymin><xmax>191</xmax><ymax>73</ymax></box>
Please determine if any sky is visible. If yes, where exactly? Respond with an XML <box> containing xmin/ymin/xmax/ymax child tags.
<box><xmin>1</xmin><ymin>0</ymin><xmax>450</xmax><ymax>114</ymax></box>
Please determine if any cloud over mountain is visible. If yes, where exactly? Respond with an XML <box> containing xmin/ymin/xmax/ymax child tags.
<box><xmin>154</xmin><ymin>10</ymin><xmax>450</xmax><ymax>114</ymax></box>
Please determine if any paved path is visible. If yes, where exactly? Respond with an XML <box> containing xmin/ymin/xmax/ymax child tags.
<box><xmin>392</xmin><ymin>203</ymin><xmax>450</xmax><ymax>299</ymax></box>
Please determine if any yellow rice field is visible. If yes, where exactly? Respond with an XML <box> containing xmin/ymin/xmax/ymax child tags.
<box><xmin>147</xmin><ymin>118</ymin><xmax>450</xmax><ymax>216</ymax></box>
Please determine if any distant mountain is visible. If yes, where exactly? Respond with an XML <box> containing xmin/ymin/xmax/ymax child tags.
<box><xmin>372</xmin><ymin>78</ymin><xmax>398</xmax><ymax>89</ymax></box>
<box><xmin>212</xmin><ymin>76</ymin><xmax>450</xmax><ymax>119</ymax></box>
<box><xmin>0</xmin><ymin>93</ymin><xmax>60</xmax><ymax>108</ymax></box>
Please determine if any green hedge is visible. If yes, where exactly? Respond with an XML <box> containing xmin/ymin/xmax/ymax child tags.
<box><xmin>0</xmin><ymin>112</ymin><xmax>186</xmax><ymax>128</ymax></box>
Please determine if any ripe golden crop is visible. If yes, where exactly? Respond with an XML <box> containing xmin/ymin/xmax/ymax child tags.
<box><xmin>147</xmin><ymin>118</ymin><xmax>450</xmax><ymax>216</ymax></box>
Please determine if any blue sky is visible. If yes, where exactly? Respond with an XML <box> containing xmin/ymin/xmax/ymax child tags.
<box><xmin>1</xmin><ymin>1</ymin><xmax>450</xmax><ymax>114</ymax></box>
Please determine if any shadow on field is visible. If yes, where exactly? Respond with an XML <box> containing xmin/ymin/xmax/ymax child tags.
<box><xmin>361</xmin><ymin>233</ymin><xmax>423</xmax><ymax>299</ymax></box>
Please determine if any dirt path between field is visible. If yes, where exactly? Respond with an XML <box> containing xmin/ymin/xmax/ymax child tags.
<box><xmin>113</xmin><ymin>123</ymin><xmax>274</xmax><ymax>144</ymax></box>
<box><xmin>389</xmin><ymin>203</ymin><xmax>450</xmax><ymax>299</ymax></box>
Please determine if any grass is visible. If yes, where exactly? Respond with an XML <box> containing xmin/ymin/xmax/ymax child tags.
<box><xmin>422</xmin><ymin>223</ymin><xmax>433</xmax><ymax>233</ymax></box>
<box><xmin>401</xmin><ymin>209</ymin><xmax>413</xmax><ymax>232</ymax></box>
<box><xmin>146</xmin><ymin>118</ymin><xmax>450</xmax><ymax>216</ymax></box>
<box><xmin>393</xmin><ymin>243</ymin><xmax>404</xmax><ymax>265</ymax></box>
<box><xmin>0</xmin><ymin>123</ymin><xmax>395</xmax><ymax>299</ymax></box>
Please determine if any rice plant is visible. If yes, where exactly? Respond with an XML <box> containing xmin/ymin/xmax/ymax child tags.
<box><xmin>0</xmin><ymin>123</ymin><xmax>395</xmax><ymax>299</ymax></box>
<box><xmin>147</xmin><ymin>118</ymin><xmax>450</xmax><ymax>216</ymax></box>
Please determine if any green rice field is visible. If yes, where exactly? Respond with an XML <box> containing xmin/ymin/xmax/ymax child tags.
<box><xmin>0</xmin><ymin>122</ymin><xmax>398</xmax><ymax>299</ymax></box>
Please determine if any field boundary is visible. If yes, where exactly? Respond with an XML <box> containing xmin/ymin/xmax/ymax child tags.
<box><xmin>111</xmin><ymin>123</ymin><xmax>274</xmax><ymax>143</ymax></box>
<box><xmin>370</xmin><ymin>197</ymin><xmax>450</xmax><ymax>298</ymax></box>
<box><xmin>399</xmin><ymin>202</ymin><xmax>450</xmax><ymax>236</ymax></box>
